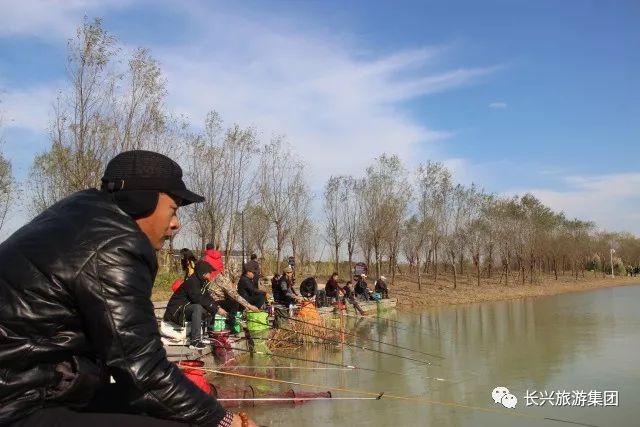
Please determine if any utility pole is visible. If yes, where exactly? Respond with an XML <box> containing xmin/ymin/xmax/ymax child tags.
<box><xmin>610</xmin><ymin>248</ymin><xmax>615</xmax><ymax>278</ymax></box>
<box><xmin>241</xmin><ymin>210</ymin><xmax>246</xmax><ymax>264</ymax></box>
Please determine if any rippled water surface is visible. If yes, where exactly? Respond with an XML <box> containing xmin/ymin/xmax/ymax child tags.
<box><xmin>214</xmin><ymin>285</ymin><xmax>640</xmax><ymax>426</ymax></box>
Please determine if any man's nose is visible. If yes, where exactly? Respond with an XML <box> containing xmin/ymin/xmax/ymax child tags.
<box><xmin>171</xmin><ymin>214</ymin><xmax>181</xmax><ymax>232</ymax></box>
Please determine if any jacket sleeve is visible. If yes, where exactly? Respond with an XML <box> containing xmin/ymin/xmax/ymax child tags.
<box><xmin>185</xmin><ymin>276</ymin><xmax>219</xmax><ymax>314</ymax></box>
<box><xmin>74</xmin><ymin>235</ymin><xmax>228</xmax><ymax>426</ymax></box>
<box><xmin>217</xmin><ymin>275</ymin><xmax>253</xmax><ymax>310</ymax></box>
<box><xmin>237</xmin><ymin>277</ymin><xmax>255</xmax><ymax>298</ymax></box>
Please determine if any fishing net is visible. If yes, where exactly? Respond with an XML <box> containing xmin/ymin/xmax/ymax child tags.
<box><xmin>270</xmin><ymin>302</ymin><xmax>345</xmax><ymax>348</ymax></box>
<box><xmin>210</xmin><ymin>384</ymin><xmax>331</xmax><ymax>407</ymax></box>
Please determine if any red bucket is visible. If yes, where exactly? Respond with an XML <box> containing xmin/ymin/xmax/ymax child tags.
<box><xmin>208</xmin><ymin>331</ymin><xmax>233</xmax><ymax>364</ymax></box>
<box><xmin>177</xmin><ymin>360</ymin><xmax>211</xmax><ymax>394</ymax></box>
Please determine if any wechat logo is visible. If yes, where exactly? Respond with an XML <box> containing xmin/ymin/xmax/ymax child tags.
<box><xmin>492</xmin><ymin>386</ymin><xmax>518</xmax><ymax>409</ymax></box>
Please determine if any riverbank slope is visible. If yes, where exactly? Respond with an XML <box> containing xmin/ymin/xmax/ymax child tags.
<box><xmin>392</xmin><ymin>273</ymin><xmax>639</xmax><ymax>309</ymax></box>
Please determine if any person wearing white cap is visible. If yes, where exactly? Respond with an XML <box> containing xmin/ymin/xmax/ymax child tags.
<box><xmin>354</xmin><ymin>274</ymin><xmax>374</xmax><ymax>301</ymax></box>
<box><xmin>375</xmin><ymin>275</ymin><xmax>389</xmax><ymax>299</ymax></box>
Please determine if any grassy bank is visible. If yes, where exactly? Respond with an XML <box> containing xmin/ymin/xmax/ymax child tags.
<box><xmin>392</xmin><ymin>273</ymin><xmax>639</xmax><ymax>309</ymax></box>
<box><xmin>153</xmin><ymin>271</ymin><xmax>178</xmax><ymax>302</ymax></box>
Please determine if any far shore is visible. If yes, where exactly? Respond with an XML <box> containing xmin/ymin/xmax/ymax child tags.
<box><xmin>390</xmin><ymin>273</ymin><xmax>639</xmax><ymax>310</ymax></box>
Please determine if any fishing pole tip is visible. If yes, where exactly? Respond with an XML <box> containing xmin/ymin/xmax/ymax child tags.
<box><xmin>376</xmin><ymin>392</ymin><xmax>384</xmax><ymax>400</ymax></box>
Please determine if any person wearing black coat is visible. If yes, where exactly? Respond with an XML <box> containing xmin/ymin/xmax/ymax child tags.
<box><xmin>375</xmin><ymin>276</ymin><xmax>389</xmax><ymax>299</ymax></box>
<box><xmin>164</xmin><ymin>260</ymin><xmax>222</xmax><ymax>346</ymax></box>
<box><xmin>237</xmin><ymin>264</ymin><xmax>267</xmax><ymax>308</ymax></box>
<box><xmin>354</xmin><ymin>274</ymin><xmax>374</xmax><ymax>301</ymax></box>
<box><xmin>0</xmin><ymin>150</ymin><xmax>256</xmax><ymax>427</ymax></box>
<box><xmin>299</xmin><ymin>276</ymin><xmax>318</xmax><ymax>298</ymax></box>
<box><xmin>272</xmin><ymin>266</ymin><xmax>301</xmax><ymax>305</ymax></box>
<box><xmin>244</xmin><ymin>253</ymin><xmax>261</xmax><ymax>287</ymax></box>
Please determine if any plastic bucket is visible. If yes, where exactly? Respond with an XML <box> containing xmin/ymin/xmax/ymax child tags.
<box><xmin>232</xmin><ymin>312</ymin><xmax>242</xmax><ymax>334</ymax></box>
<box><xmin>211</xmin><ymin>316</ymin><xmax>227</xmax><ymax>331</ymax></box>
<box><xmin>177</xmin><ymin>360</ymin><xmax>211</xmax><ymax>394</ymax></box>
<box><xmin>246</xmin><ymin>311</ymin><xmax>269</xmax><ymax>332</ymax></box>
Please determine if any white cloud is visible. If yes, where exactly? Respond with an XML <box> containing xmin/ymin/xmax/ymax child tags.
<box><xmin>1</xmin><ymin>84</ymin><xmax>62</xmax><ymax>133</ymax></box>
<box><xmin>489</xmin><ymin>101</ymin><xmax>507</xmax><ymax>109</ymax></box>
<box><xmin>508</xmin><ymin>173</ymin><xmax>640</xmax><ymax>235</ymax></box>
<box><xmin>151</xmin><ymin>8</ymin><xmax>499</xmax><ymax>189</ymax></box>
<box><xmin>0</xmin><ymin>0</ymin><xmax>133</xmax><ymax>39</ymax></box>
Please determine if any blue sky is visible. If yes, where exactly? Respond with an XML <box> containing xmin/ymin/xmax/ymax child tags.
<box><xmin>0</xmin><ymin>0</ymin><xmax>638</xmax><ymax>236</ymax></box>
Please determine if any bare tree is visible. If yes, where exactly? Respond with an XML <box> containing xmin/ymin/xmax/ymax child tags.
<box><xmin>324</xmin><ymin>176</ymin><xmax>346</xmax><ymax>272</ymax></box>
<box><xmin>243</xmin><ymin>203</ymin><xmax>271</xmax><ymax>259</ymax></box>
<box><xmin>341</xmin><ymin>177</ymin><xmax>360</xmax><ymax>276</ymax></box>
<box><xmin>28</xmin><ymin>18</ymin><xmax>175</xmax><ymax>216</ymax></box>
<box><xmin>359</xmin><ymin>154</ymin><xmax>409</xmax><ymax>278</ymax></box>
<box><xmin>258</xmin><ymin>137</ymin><xmax>302</xmax><ymax>272</ymax></box>
<box><xmin>184</xmin><ymin>112</ymin><xmax>259</xmax><ymax>256</ymax></box>
<box><xmin>289</xmin><ymin>170</ymin><xmax>313</xmax><ymax>268</ymax></box>
<box><xmin>416</xmin><ymin>161</ymin><xmax>452</xmax><ymax>282</ymax></box>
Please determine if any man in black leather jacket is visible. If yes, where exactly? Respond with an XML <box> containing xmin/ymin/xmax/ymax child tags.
<box><xmin>0</xmin><ymin>150</ymin><xmax>256</xmax><ymax>427</ymax></box>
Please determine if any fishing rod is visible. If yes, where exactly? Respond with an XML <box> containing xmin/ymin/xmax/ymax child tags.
<box><xmin>201</xmin><ymin>368</ymin><xmax>602</xmax><ymax>427</ymax></box>
<box><xmin>277</xmin><ymin>313</ymin><xmax>444</xmax><ymax>359</ymax></box>
<box><xmin>218</xmin><ymin>365</ymin><xmax>356</xmax><ymax>371</ymax></box>
<box><xmin>248</xmin><ymin>318</ymin><xmax>434</xmax><ymax>366</ymax></box>
<box><xmin>233</xmin><ymin>338</ymin><xmax>448</xmax><ymax>382</ymax></box>
<box><xmin>340</xmin><ymin>311</ymin><xmax>410</xmax><ymax>331</ymax></box>
<box><xmin>217</xmin><ymin>394</ymin><xmax>384</xmax><ymax>402</ymax></box>
<box><xmin>222</xmin><ymin>345</ymin><xmax>402</xmax><ymax>375</ymax></box>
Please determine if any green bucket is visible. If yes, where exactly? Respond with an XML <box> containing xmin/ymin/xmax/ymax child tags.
<box><xmin>247</xmin><ymin>311</ymin><xmax>269</xmax><ymax>332</ymax></box>
<box><xmin>232</xmin><ymin>312</ymin><xmax>242</xmax><ymax>334</ymax></box>
<box><xmin>211</xmin><ymin>316</ymin><xmax>227</xmax><ymax>331</ymax></box>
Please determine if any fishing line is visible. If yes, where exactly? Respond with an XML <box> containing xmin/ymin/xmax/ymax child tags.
<box><xmin>199</xmin><ymin>368</ymin><xmax>601</xmax><ymax>427</ymax></box>
<box><xmin>248</xmin><ymin>318</ymin><xmax>434</xmax><ymax>365</ymax></box>
<box><xmin>277</xmin><ymin>313</ymin><xmax>444</xmax><ymax>359</ymax></box>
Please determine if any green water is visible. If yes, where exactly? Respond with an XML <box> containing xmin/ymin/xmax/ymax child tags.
<box><xmin>219</xmin><ymin>285</ymin><xmax>640</xmax><ymax>426</ymax></box>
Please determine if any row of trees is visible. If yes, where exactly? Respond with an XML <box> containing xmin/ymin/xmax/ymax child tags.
<box><xmin>323</xmin><ymin>156</ymin><xmax>640</xmax><ymax>287</ymax></box>
<box><xmin>15</xmin><ymin>18</ymin><xmax>315</xmax><ymax>273</ymax></box>
<box><xmin>6</xmin><ymin>18</ymin><xmax>640</xmax><ymax>284</ymax></box>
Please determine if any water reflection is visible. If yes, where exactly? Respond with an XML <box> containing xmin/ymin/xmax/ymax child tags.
<box><xmin>214</xmin><ymin>285</ymin><xmax>640</xmax><ymax>426</ymax></box>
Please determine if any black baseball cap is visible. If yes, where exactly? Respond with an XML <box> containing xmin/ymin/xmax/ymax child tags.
<box><xmin>243</xmin><ymin>263</ymin><xmax>259</xmax><ymax>274</ymax></box>
<box><xmin>101</xmin><ymin>150</ymin><xmax>204</xmax><ymax>206</ymax></box>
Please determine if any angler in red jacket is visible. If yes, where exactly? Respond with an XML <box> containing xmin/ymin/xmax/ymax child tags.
<box><xmin>202</xmin><ymin>242</ymin><xmax>224</xmax><ymax>279</ymax></box>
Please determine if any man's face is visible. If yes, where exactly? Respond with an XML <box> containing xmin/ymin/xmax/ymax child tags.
<box><xmin>135</xmin><ymin>192</ymin><xmax>181</xmax><ymax>251</ymax></box>
<box><xmin>246</xmin><ymin>270</ymin><xmax>255</xmax><ymax>279</ymax></box>
<box><xmin>286</xmin><ymin>271</ymin><xmax>293</xmax><ymax>278</ymax></box>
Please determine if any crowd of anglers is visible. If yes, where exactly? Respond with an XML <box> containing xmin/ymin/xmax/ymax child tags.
<box><xmin>165</xmin><ymin>246</ymin><xmax>391</xmax><ymax>350</ymax></box>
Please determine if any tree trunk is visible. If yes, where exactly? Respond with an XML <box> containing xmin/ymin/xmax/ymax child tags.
<box><xmin>506</xmin><ymin>252</ymin><xmax>510</xmax><ymax>286</ymax></box>
<box><xmin>390</xmin><ymin>255</ymin><xmax>397</xmax><ymax>287</ymax></box>
<box><xmin>529</xmin><ymin>254</ymin><xmax>534</xmax><ymax>284</ymax></box>
<box><xmin>417</xmin><ymin>256</ymin><xmax>422</xmax><ymax>291</ymax></box>
<box><xmin>334</xmin><ymin>243</ymin><xmax>339</xmax><ymax>273</ymax></box>
<box><xmin>434</xmin><ymin>245</ymin><xmax>439</xmax><ymax>283</ymax></box>
<box><xmin>451</xmin><ymin>253</ymin><xmax>457</xmax><ymax>290</ymax></box>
